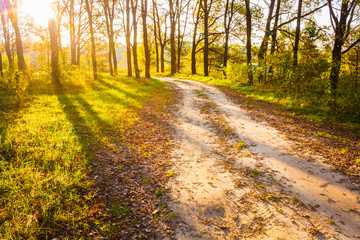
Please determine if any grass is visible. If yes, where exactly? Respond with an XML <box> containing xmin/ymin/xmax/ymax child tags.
<box><xmin>237</xmin><ymin>141</ymin><xmax>248</xmax><ymax>149</ymax></box>
<box><xmin>0</xmin><ymin>71</ymin><xmax>168</xmax><ymax>239</ymax></box>
<box><xmin>253</xmin><ymin>169</ymin><xmax>262</xmax><ymax>175</ymax></box>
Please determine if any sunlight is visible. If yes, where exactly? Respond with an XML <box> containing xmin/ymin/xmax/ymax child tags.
<box><xmin>20</xmin><ymin>0</ymin><xmax>54</xmax><ymax>27</ymax></box>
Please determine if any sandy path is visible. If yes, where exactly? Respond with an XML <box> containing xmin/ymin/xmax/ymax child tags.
<box><xmin>157</xmin><ymin>77</ymin><xmax>360</xmax><ymax>239</ymax></box>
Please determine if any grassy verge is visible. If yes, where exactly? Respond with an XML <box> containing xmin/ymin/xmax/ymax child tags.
<box><xmin>161</xmin><ymin>72</ymin><xmax>360</xmax><ymax>133</ymax></box>
<box><xmin>0</xmin><ymin>71</ymin><xmax>167</xmax><ymax>239</ymax></box>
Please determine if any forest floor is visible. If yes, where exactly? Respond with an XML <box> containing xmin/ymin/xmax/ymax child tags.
<box><xmin>2</xmin><ymin>74</ymin><xmax>360</xmax><ymax>239</ymax></box>
<box><xmin>155</xmin><ymin>77</ymin><xmax>360</xmax><ymax>239</ymax></box>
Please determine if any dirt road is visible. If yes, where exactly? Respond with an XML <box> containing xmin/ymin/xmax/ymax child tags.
<box><xmin>157</xmin><ymin>77</ymin><xmax>360</xmax><ymax>240</ymax></box>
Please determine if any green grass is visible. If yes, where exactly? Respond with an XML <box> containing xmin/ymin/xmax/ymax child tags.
<box><xmin>237</xmin><ymin>141</ymin><xmax>248</xmax><ymax>149</ymax></box>
<box><xmin>0</xmin><ymin>71</ymin><xmax>167</xmax><ymax>239</ymax></box>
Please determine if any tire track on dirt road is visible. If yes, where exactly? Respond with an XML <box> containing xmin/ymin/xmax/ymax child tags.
<box><xmin>158</xmin><ymin>77</ymin><xmax>360</xmax><ymax>239</ymax></box>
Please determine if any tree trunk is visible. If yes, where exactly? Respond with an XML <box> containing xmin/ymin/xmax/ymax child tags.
<box><xmin>0</xmin><ymin>10</ymin><xmax>13</xmax><ymax>68</ymax></box>
<box><xmin>191</xmin><ymin>6</ymin><xmax>200</xmax><ymax>75</ymax></box>
<box><xmin>0</xmin><ymin>52</ymin><xmax>3</xmax><ymax>77</ymax></box>
<box><xmin>245</xmin><ymin>0</ymin><xmax>253</xmax><ymax>84</ymax></box>
<box><xmin>268</xmin><ymin>0</ymin><xmax>281</xmax><ymax>77</ymax></box>
<box><xmin>169</xmin><ymin>0</ymin><xmax>176</xmax><ymax>75</ymax></box>
<box><xmin>141</xmin><ymin>0</ymin><xmax>150</xmax><ymax>78</ymax></box>
<box><xmin>126</xmin><ymin>0</ymin><xmax>132</xmax><ymax>76</ymax></box>
<box><xmin>223</xmin><ymin>0</ymin><xmax>234</xmax><ymax>73</ymax></box>
<box><xmin>328</xmin><ymin>0</ymin><xmax>353</xmax><ymax>100</ymax></box>
<box><xmin>132</xmin><ymin>0</ymin><xmax>140</xmax><ymax>78</ymax></box>
<box><xmin>203</xmin><ymin>0</ymin><xmax>209</xmax><ymax>76</ymax></box>
<box><xmin>108</xmin><ymin>45</ymin><xmax>113</xmax><ymax>75</ymax></box>
<box><xmin>160</xmin><ymin>45</ymin><xmax>165</xmax><ymax>73</ymax></box>
<box><xmin>111</xmin><ymin>34</ymin><xmax>117</xmax><ymax>75</ymax></box>
<box><xmin>85</xmin><ymin>0</ymin><xmax>97</xmax><ymax>79</ymax></box>
<box><xmin>258</xmin><ymin>0</ymin><xmax>275</xmax><ymax>82</ymax></box>
<box><xmin>152</xmin><ymin>0</ymin><xmax>160</xmax><ymax>72</ymax></box>
<box><xmin>69</xmin><ymin>0</ymin><xmax>77</xmax><ymax>65</ymax></box>
<box><xmin>5</xmin><ymin>0</ymin><xmax>26</xmax><ymax>74</ymax></box>
<box><xmin>293</xmin><ymin>0</ymin><xmax>302</xmax><ymax>68</ymax></box>
<box><xmin>48</xmin><ymin>18</ymin><xmax>61</xmax><ymax>85</ymax></box>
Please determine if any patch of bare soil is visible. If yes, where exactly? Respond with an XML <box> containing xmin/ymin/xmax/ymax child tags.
<box><xmin>157</xmin><ymin>77</ymin><xmax>360</xmax><ymax>240</ymax></box>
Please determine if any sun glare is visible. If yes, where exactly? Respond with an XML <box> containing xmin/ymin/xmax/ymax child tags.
<box><xmin>20</xmin><ymin>0</ymin><xmax>54</xmax><ymax>27</ymax></box>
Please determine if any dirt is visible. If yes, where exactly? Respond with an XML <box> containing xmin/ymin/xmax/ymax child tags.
<box><xmin>156</xmin><ymin>77</ymin><xmax>360</xmax><ymax>240</ymax></box>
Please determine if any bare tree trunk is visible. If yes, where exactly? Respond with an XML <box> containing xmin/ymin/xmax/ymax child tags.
<box><xmin>160</xmin><ymin>45</ymin><xmax>165</xmax><ymax>72</ymax></box>
<box><xmin>202</xmin><ymin>0</ymin><xmax>209</xmax><ymax>76</ymax></box>
<box><xmin>5</xmin><ymin>0</ymin><xmax>26</xmax><ymax>74</ymax></box>
<box><xmin>328</xmin><ymin>0</ymin><xmax>356</xmax><ymax>101</ymax></box>
<box><xmin>191</xmin><ymin>5</ymin><xmax>200</xmax><ymax>75</ymax></box>
<box><xmin>268</xmin><ymin>0</ymin><xmax>281</xmax><ymax>78</ymax></box>
<box><xmin>111</xmin><ymin>35</ymin><xmax>117</xmax><ymax>75</ymax></box>
<box><xmin>152</xmin><ymin>2</ymin><xmax>159</xmax><ymax>73</ymax></box>
<box><xmin>0</xmin><ymin>10</ymin><xmax>13</xmax><ymax>68</ymax></box>
<box><xmin>293</xmin><ymin>0</ymin><xmax>302</xmax><ymax>68</ymax></box>
<box><xmin>108</xmin><ymin>45</ymin><xmax>113</xmax><ymax>75</ymax></box>
<box><xmin>258</xmin><ymin>0</ymin><xmax>275</xmax><ymax>82</ymax></box>
<box><xmin>0</xmin><ymin>52</ymin><xmax>3</xmax><ymax>77</ymax></box>
<box><xmin>85</xmin><ymin>0</ymin><xmax>97</xmax><ymax>79</ymax></box>
<box><xmin>141</xmin><ymin>0</ymin><xmax>150</xmax><ymax>78</ymax></box>
<box><xmin>245</xmin><ymin>0</ymin><xmax>253</xmax><ymax>84</ymax></box>
<box><xmin>126</xmin><ymin>0</ymin><xmax>132</xmax><ymax>76</ymax></box>
<box><xmin>49</xmin><ymin>18</ymin><xmax>61</xmax><ymax>85</ymax></box>
<box><xmin>169</xmin><ymin>0</ymin><xmax>176</xmax><ymax>75</ymax></box>
<box><xmin>223</xmin><ymin>0</ymin><xmax>234</xmax><ymax>74</ymax></box>
<box><xmin>69</xmin><ymin>0</ymin><xmax>77</xmax><ymax>65</ymax></box>
<box><xmin>132</xmin><ymin>0</ymin><xmax>140</xmax><ymax>78</ymax></box>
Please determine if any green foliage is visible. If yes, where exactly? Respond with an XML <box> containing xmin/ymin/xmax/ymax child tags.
<box><xmin>267</xmin><ymin>194</ymin><xmax>277</xmax><ymax>200</ymax></box>
<box><xmin>109</xmin><ymin>203</ymin><xmax>131</xmax><ymax>216</ymax></box>
<box><xmin>253</xmin><ymin>169</ymin><xmax>261</xmax><ymax>175</ymax></box>
<box><xmin>237</xmin><ymin>141</ymin><xmax>248</xmax><ymax>149</ymax></box>
<box><xmin>327</xmin><ymin>219</ymin><xmax>336</xmax><ymax>225</ymax></box>
<box><xmin>165</xmin><ymin>170</ymin><xmax>178</xmax><ymax>177</ymax></box>
<box><xmin>155</xmin><ymin>188</ymin><xmax>163</xmax><ymax>197</ymax></box>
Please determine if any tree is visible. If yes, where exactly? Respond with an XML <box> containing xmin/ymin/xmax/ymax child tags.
<box><xmin>327</xmin><ymin>0</ymin><xmax>360</xmax><ymax>100</ymax></box>
<box><xmin>200</xmin><ymin>0</ymin><xmax>210</xmax><ymax>76</ymax></box>
<box><xmin>126</xmin><ymin>0</ymin><xmax>132</xmax><ymax>76</ymax></box>
<box><xmin>223</xmin><ymin>0</ymin><xmax>235</xmax><ymax>74</ymax></box>
<box><xmin>176</xmin><ymin>0</ymin><xmax>190</xmax><ymax>72</ymax></box>
<box><xmin>48</xmin><ymin>18</ymin><xmax>61</xmax><ymax>85</ymax></box>
<box><xmin>168</xmin><ymin>0</ymin><xmax>176</xmax><ymax>74</ymax></box>
<box><xmin>102</xmin><ymin>0</ymin><xmax>118</xmax><ymax>75</ymax></box>
<box><xmin>3</xmin><ymin>0</ymin><xmax>27</xmax><ymax>74</ymax></box>
<box><xmin>141</xmin><ymin>0</ymin><xmax>150</xmax><ymax>78</ymax></box>
<box><xmin>258</xmin><ymin>0</ymin><xmax>276</xmax><ymax>82</ymax></box>
<box><xmin>153</xmin><ymin>0</ymin><xmax>168</xmax><ymax>73</ymax></box>
<box><xmin>131</xmin><ymin>0</ymin><xmax>140</xmax><ymax>78</ymax></box>
<box><xmin>191</xmin><ymin>1</ymin><xmax>201</xmax><ymax>74</ymax></box>
<box><xmin>245</xmin><ymin>0</ymin><xmax>253</xmax><ymax>84</ymax></box>
<box><xmin>151</xmin><ymin>0</ymin><xmax>159</xmax><ymax>73</ymax></box>
<box><xmin>0</xmin><ymin>7</ymin><xmax>13</xmax><ymax>68</ymax></box>
<box><xmin>85</xmin><ymin>0</ymin><xmax>97</xmax><ymax>79</ymax></box>
<box><xmin>293</xmin><ymin>0</ymin><xmax>303</xmax><ymax>68</ymax></box>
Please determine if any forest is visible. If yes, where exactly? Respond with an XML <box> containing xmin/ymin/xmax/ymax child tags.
<box><xmin>0</xmin><ymin>0</ymin><xmax>360</xmax><ymax>239</ymax></box>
